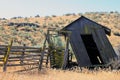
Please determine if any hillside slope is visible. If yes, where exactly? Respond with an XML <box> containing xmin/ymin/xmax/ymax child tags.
<box><xmin>0</xmin><ymin>12</ymin><xmax>120</xmax><ymax>47</ymax></box>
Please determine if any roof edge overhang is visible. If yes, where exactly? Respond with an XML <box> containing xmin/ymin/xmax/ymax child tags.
<box><xmin>61</xmin><ymin>16</ymin><xmax>111</xmax><ymax>36</ymax></box>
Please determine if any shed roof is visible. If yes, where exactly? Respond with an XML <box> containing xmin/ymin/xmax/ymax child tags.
<box><xmin>62</xmin><ymin>16</ymin><xmax>111</xmax><ymax>35</ymax></box>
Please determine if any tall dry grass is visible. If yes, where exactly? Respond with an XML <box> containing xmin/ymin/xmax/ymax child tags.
<box><xmin>0</xmin><ymin>68</ymin><xmax>120</xmax><ymax>80</ymax></box>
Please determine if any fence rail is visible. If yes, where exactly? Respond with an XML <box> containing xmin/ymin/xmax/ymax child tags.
<box><xmin>0</xmin><ymin>43</ymin><xmax>48</xmax><ymax>72</ymax></box>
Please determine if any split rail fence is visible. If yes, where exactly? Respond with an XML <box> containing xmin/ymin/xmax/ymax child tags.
<box><xmin>0</xmin><ymin>40</ymin><xmax>48</xmax><ymax>72</ymax></box>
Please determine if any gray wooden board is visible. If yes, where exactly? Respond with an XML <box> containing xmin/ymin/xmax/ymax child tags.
<box><xmin>92</xmin><ymin>29</ymin><xmax>107</xmax><ymax>63</ymax></box>
<box><xmin>70</xmin><ymin>30</ymin><xmax>92</xmax><ymax>67</ymax></box>
<box><xmin>100</xmin><ymin>30</ymin><xmax>117</xmax><ymax>60</ymax></box>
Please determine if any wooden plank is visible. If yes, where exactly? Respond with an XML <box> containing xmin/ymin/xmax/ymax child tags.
<box><xmin>0</xmin><ymin>53</ymin><xmax>5</xmax><ymax>55</ymax></box>
<box><xmin>0</xmin><ymin>63</ymin><xmax>39</xmax><ymax>66</ymax></box>
<box><xmin>8</xmin><ymin>58</ymin><xmax>40</xmax><ymax>62</ymax></box>
<box><xmin>11</xmin><ymin>46</ymin><xmax>40</xmax><ymax>49</ymax></box>
<box><xmin>0</xmin><ymin>48</ymin><xmax>7</xmax><ymax>51</ymax></box>
<box><xmin>0</xmin><ymin>59</ymin><xmax>3</xmax><ymax>61</ymax></box>
<box><xmin>38</xmin><ymin>31</ymin><xmax>49</xmax><ymax>70</ymax></box>
<box><xmin>0</xmin><ymin>45</ymin><xmax>41</xmax><ymax>49</ymax></box>
<box><xmin>0</xmin><ymin>57</ymin><xmax>3</xmax><ymax>59</ymax></box>
<box><xmin>38</xmin><ymin>51</ymin><xmax>45</xmax><ymax>70</ymax></box>
<box><xmin>92</xmin><ymin>29</ymin><xmax>107</xmax><ymax>63</ymax></box>
<box><xmin>62</xmin><ymin>36</ymin><xmax>69</xmax><ymax>69</ymax></box>
<box><xmin>0</xmin><ymin>50</ymin><xmax>41</xmax><ymax>54</ymax></box>
<box><xmin>0</xmin><ymin>48</ymin><xmax>40</xmax><ymax>51</ymax></box>
<box><xmin>100</xmin><ymin>30</ymin><xmax>117</xmax><ymax>61</ymax></box>
<box><xmin>93</xmin><ymin>29</ymin><xmax>117</xmax><ymax>64</ymax></box>
<box><xmin>8</xmin><ymin>49</ymin><xmax>41</xmax><ymax>53</ymax></box>
<box><xmin>45</xmin><ymin>55</ymin><xmax>49</xmax><ymax>67</ymax></box>
<box><xmin>70</xmin><ymin>31</ymin><xmax>92</xmax><ymax>67</ymax></box>
<box><xmin>3</xmin><ymin>39</ymin><xmax>13</xmax><ymax>72</ymax></box>
<box><xmin>20</xmin><ymin>44</ymin><xmax>25</xmax><ymax>64</ymax></box>
<box><xmin>8</xmin><ymin>54</ymin><xmax>41</xmax><ymax>59</ymax></box>
<box><xmin>6</xmin><ymin>63</ymin><xmax>39</xmax><ymax>66</ymax></box>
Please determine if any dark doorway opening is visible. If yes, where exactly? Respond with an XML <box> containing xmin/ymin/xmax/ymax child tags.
<box><xmin>81</xmin><ymin>34</ymin><xmax>103</xmax><ymax>65</ymax></box>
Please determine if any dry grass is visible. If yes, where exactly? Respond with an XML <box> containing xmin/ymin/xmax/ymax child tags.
<box><xmin>0</xmin><ymin>68</ymin><xmax>120</xmax><ymax>80</ymax></box>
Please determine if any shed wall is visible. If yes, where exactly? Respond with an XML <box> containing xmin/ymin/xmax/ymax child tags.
<box><xmin>70</xmin><ymin>31</ymin><xmax>92</xmax><ymax>66</ymax></box>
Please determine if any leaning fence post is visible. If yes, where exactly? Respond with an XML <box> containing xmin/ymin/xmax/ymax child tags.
<box><xmin>20</xmin><ymin>44</ymin><xmax>25</xmax><ymax>65</ymax></box>
<box><xmin>3</xmin><ymin>39</ymin><xmax>13</xmax><ymax>72</ymax></box>
<box><xmin>38</xmin><ymin>48</ymin><xmax>45</xmax><ymax>70</ymax></box>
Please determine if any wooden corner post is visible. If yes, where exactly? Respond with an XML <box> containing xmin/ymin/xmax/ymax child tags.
<box><xmin>62</xmin><ymin>34</ymin><xmax>70</xmax><ymax>69</ymax></box>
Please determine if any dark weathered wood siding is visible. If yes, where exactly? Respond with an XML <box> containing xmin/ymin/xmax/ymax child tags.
<box><xmin>62</xmin><ymin>16</ymin><xmax>117</xmax><ymax>67</ymax></box>
<box><xmin>70</xmin><ymin>31</ymin><xmax>92</xmax><ymax>66</ymax></box>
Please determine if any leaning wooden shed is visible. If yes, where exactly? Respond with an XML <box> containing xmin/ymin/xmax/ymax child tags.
<box><xmin>61</xmin><ymin>16</ymin><xmax>117</xmax><ymax>68</ymax></box>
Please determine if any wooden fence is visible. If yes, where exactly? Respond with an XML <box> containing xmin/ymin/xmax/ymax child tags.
<box><xmin>0</xmin><ymin>40</ymin><xmax>48</xmax><ymax>72</ymax></box>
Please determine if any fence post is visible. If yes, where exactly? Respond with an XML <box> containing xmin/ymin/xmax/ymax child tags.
<box><xmin>38</xmin><ymin>51</ymin><xmax>44</xmax><ymax>70</ymax></box>
<box><xmin>62</xmin><ymin>36</ymin><xmax>70</xmax><ymax>69</ymax></box>
<box><xmin>3</xmin><ymin>39</ymin><xmax>13</xmax><ymax>72</ymax></box>
<box><xmin>38</xmin><ymin>31</ymin><xmax>49</xmax><ymax>71</ymax></box>
<box><xmin>20</xmin><ymin>44</ymin><xmax>25</xmax><ymax>65</ymax></box>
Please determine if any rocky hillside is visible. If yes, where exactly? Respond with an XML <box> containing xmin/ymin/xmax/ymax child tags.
<box><xmin>0</xmin><ymin>12</ymin><xmax>120</xmax><ymax>47</ymax></box>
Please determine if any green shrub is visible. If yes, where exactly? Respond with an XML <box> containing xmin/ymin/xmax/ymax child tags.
<box><xmin>50</xmin><ymin>47</ymin><xmax>64</xmax><ymax>68</ymax></box>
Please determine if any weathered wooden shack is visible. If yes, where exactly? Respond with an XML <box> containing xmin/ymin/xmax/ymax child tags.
<box><xmin>61</xmin><ymin>16</ymin><xmax>117</xmax><ymax>68</ymax></box>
